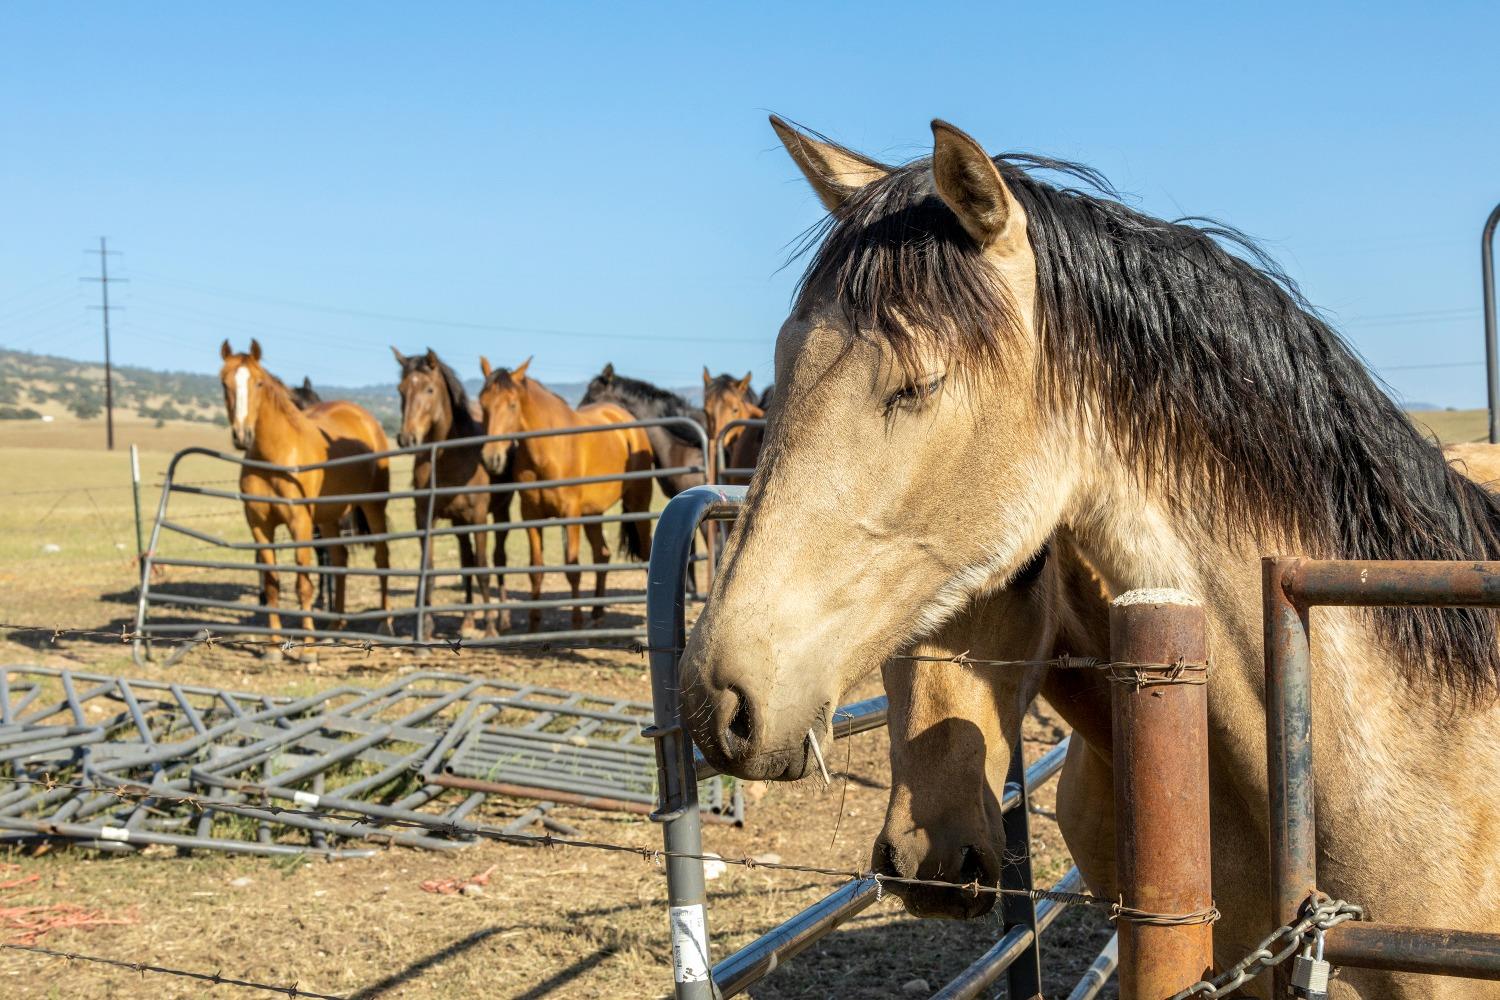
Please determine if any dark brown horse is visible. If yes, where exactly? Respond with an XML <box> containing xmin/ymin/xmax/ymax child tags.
<box><xmin>393</xmin><ymin>347</ymin><xmax>513</xmax><ymax>637</ymax></box>
<box><xmin>581</xmin><ymin>364</ymin><xmax>707</xmax><ymax>497</ymax></box>
<box><xmin>477</xmin><ymin>358</ymin><xmax>655</xmax><ymax>631</ymax></box>
<box><xmin>218</xmin><ymin>339</ymin><xmax>392</xmax><ymax>655</ymax></box>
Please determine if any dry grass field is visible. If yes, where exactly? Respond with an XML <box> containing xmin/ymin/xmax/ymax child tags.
<box><xmin>0</xmin><ymin>409</ymin><xmax>1483</xmax><ymax>998</ymax></box>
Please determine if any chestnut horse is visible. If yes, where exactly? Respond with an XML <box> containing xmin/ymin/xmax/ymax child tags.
<box><xmin>393</xmin><ymin>347</ymin><xmax>513</xmax><ymax>637</ymax></box>
<box><xmin>477</xmin><ymin>358</ymin><xmax>654</xmax><ymax>631</ymax></box>
<box><xmin>683</xmin><ymin>118</ymin><xmax>1500</xmax><ymax>997</ymax></box>
<box><xmin>702</xmin><ymin>369</ymin><xmax>763</xmax><ymax>482</ymax></box>
<box><xmin>218</xmin><ymin>340</ymin><xmax>392</xmax><ymax>654</ymax></box>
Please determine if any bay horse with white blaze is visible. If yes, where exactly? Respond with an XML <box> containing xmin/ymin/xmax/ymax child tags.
<box><xmin>393</xmin><ymin>347</ymin><xmax>513</xmax><ymax>637</ymax></box>
<box><xmin>681</xmin><ymin>117</ymin><xmax>1500</xmax><ymax>998</ymax></box>
<box><xmin>218</xmin><ymin>340</ymin><xmax>392</xmax><ymax>655</ymax></box>
<box><xmin>477</xmin><ymin>358</ymin><xmax>654</xmax><ymax>631</ymax></box>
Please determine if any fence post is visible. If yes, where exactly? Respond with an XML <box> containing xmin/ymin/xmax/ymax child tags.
<box><xmin>999</xmin><ymin>741</ymin><xmax>1042</xmax><ymax>999</ymax></box>
<box><xmin>413</xmin><ymin>441</ymin><xmax>440</xmax><ymax>643</ymax></box>
<box><xmin>1109</xmin><ymin>589</ymin><xmax>1213</xmax><ymax>1000</ymax></box>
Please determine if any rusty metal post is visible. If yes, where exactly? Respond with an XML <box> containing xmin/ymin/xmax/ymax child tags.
<box><xmin>1263</xmin><ymin>556</ymin><xmax>1318</xmax><ymax>932</ymax></box>
<box><xmin>1110</xmin><ymin>589</ymin><xmax>1213</xmax><ymax>1000</ymax></box>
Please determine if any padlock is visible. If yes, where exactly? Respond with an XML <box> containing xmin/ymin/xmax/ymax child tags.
<box><xmin>1289</xmin><ymin>928</ymin><xmax>1331</xmax><ymax>999</ymax></box>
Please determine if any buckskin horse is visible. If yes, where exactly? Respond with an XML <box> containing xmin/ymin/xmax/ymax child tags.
<box><xmin>218</xmin><ymin>339</ymin><xmax>392</xmax><ymax>655</ymax></box>
<box><xmin>393</xmin><ymin>347</ymin><xmax>513</xmax><ymax>637</ymax></box>
<box><xmin>477</xmin><ymin>358</ymin><xmax>654</xmax><ymax>631</ymax></box>
<box><xmin>680</xmin><ymin>118</ymin><xmax>1500</xmax><ymax>997</ymax></box>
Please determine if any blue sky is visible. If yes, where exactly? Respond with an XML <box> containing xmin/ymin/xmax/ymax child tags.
<box><xmin>2</xmin><ymin>2</ymin><xmax>1497</xmax><ymax>405</ymax></box>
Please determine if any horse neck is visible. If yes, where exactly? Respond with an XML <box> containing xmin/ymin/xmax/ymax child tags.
<box><xmin>517</xmin><ymin>380</ymin><xmax>579</xmax><ymax>432</ymax></box>
<box><xmin>250</xmin><ymin>381</ymin><xmax>315</xmax><ymax>462</ymax></box>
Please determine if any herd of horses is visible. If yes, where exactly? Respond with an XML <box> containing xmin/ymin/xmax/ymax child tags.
<box><xmin>216</xmin><ymin>339</ymin><xmax>768</xmax><ymax>644</ymax></box>
<box><xmin>211</xmin><ymin>114</ymin><xmax>1500</xmax><ymax>997</ymax></box>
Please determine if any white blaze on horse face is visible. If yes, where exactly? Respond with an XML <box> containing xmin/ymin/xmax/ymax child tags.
<box><xmin>233</xmin><ymin>365</ymin><xmax>250</xmax><ymax>438</ymax></box>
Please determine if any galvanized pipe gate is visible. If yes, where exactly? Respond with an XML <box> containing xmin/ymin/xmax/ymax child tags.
<box><xmin>132</xmin><ymin>417</ymin><xmax>710</xmax><ymax>658</ymax></box>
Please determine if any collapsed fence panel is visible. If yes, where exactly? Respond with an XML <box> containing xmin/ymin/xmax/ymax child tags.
<box><xmin>134</xmin><ymin>418</ymin><xmax>712</xmax><ymax>658</ymax></box>
<box><xmin>0</xmin><ymin>666</ymin><xmax>736</xmax><ymax>855</ymax></box>
<box><xmin>645</xmin><ymin>486</ymin><xmax>1116</xmax><ymax>1000</ymax></box>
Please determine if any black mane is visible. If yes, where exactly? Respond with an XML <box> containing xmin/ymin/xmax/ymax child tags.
<box><xmin>583</xmin><ymin>366</ymin><xmax>705</xmax><ymax>445</ymax></box>
<box><xmin>796</xmin><ymin>151</ymin><xmax>1500</xmax><ymax>696</ymax></box>
<box><xmin>400</xmin><ymin>351</ymin><xmax>482</xmax><ymax>433</ymax></box>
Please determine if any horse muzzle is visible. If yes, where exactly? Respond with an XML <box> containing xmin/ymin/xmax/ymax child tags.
<box><xmin>231</xmin><ymin>428</ymin><xmax>253</xmax><ymax>452</ymax></box>
<box><xmin>680</xmin><ymin>672</ymin><xmax>830</xmax><ymax>782</ymax></box>
<box><xmin>871</xmin><ymin>836</ymin><xmax>999</xmax><ymax>920</ymax></box>
<box><xmin>396</xmin><ymin>430</ymin><xmax>416</xmax><ymax>449</ymax></box>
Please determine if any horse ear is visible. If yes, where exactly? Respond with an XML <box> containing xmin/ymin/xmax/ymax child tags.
<box><xmin>930</xmin><ymin>120</ymin><xmax>1025</xmax><ymax>253</ymax></box>
<box><xmin>513</xmin><ymin>357</ymin><xmax>532</xmax><ymax>381</ymax></box>
<box><xmin>424</xmin><ymin>348</ymin><xmax>439</xmax><ymax>367</ymax></box>
<box><xmin>602</xmin><ymin>362</ymin><xmax>614</xmax><ymax>380</ymax></box>
<box><xmin>702</xmin><ymin>366</ymin><xmax>712</xmax><ymax>387</ymax></box>
<box><xmin>479</xmin><ymin>356</ymin><xmax>493</xmax><ymax>379</ymax></box>
<box><xmin>249</xmin><ymin>338</ymin><xmax>263</xmax><ymax>361</ymax></box>
<box><xmin>738</xmin><ymin>372</ymin><xmax>753</xmax><ymax>394</ymax></box>
<box><xmin>391</xmin><ymin>346</ymin><xmax>407</xmax><ymax>366</ymax></box>
<box><xmin>302</xmin><ymin>377</ymin><xmax>313</xmax><ymax>391</ymax></box>
<box><xmin>770</xmin><ymin>115</ymin><xmax>889</xmax><ymax>213</ymax></box>
<box><xmin>220</xmin><ymin>340</ymin><xmax>233</xmax><ymax>360</ymax></box>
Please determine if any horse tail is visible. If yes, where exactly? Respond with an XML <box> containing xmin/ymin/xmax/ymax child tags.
<box><xmin>619</xmin><ymin>513</ymin><xmax>647</xmax><ymax>561</ymax></box>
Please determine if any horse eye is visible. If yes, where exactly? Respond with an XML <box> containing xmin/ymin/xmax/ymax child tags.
<box><xmin>883</xmin><ymin>375</ymin><xmax>945</xmax><ymax>414</ymax></box>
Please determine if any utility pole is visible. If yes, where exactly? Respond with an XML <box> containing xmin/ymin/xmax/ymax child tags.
<box><xmin>83</xmin><ymin>237</ymin><xmax>125</xmax><ymax>450</ymax></box>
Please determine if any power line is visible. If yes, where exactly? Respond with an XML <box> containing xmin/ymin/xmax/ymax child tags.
<box><xmin>131</xmin><ymin>270</ymin><xmax>768</xmax><ymax>344</ymax></box>
<box><xmin>81</xmin><ymin>238</ymin><xmax>127</xmax><ymax>449</ymax></box>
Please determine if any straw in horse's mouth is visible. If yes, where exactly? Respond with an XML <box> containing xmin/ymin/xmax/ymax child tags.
<box><xmin>806</xmin><ymin>729</ymin><xmax>831</xmax><ymax>787</ymax></box>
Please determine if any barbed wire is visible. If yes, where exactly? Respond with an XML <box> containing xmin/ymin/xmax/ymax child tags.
<box><xmin>0</xmin><ymin>941</ymin><xmax>345</xmax><ymax>999</ymax></box>
<box><xmin>0</xmin><ymin>622</ymin><xmax>671</xmax><ymax>658</ymax></box>
<box><xmin>0</xmin><ymin>773</ymin><xmax>1155</xmax><ymax>920</ymax></box>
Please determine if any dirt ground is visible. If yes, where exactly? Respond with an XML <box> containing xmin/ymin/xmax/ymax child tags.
<box><xmin>8</xmin><ymin>406</ymin><xmax>1478</xmax><ymax>998</ymax></box>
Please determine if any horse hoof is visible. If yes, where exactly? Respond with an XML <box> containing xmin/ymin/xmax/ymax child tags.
<box><xmin>260</xmin><ymin>647</ymin><xmax>284</xmax><ymax>664</ymax></box>
<box><xmin>591</xmin><ymin>607</ymin><xmax>606</xmax><ymax>622</ymax></box>
<box><xmin>287</xmin><ymin>645</ymin><xmax>318</xmax><ymax>665</ymax></box>
<box><xmin>459</xmin><ymin>624</ymin><xmax>485</xmax><ymax>641</ymax></box>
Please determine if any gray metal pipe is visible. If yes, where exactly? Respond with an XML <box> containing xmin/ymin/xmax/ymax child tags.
<box><xmin>1066</xmin><ymin>934</ymin><xmax>1119</xmax><ymax>1000</ymax></box>
<box><xmin>1484</xmin><ymin>201</ymin><xmax>1499</xmax><ymax>443</ymax></box>
<box><xmin>930</xmin><ymin>867</ymin><xmax>1085</xmax><ymax>1000</ymax></box>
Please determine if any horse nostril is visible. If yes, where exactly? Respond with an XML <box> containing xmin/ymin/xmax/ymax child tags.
<box><xmin>725</xmin><ymin>688</ymin><xmax>754</xmax><ymax>745</ymax></box>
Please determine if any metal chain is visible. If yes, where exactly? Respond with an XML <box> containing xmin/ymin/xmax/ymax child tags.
<box><xmin>1169</xmin><ymin>893</ymin><xmax>1364</xmax><ymax>1000</ymax></box>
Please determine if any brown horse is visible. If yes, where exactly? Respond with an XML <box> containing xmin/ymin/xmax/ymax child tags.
<box><xmin>702</xmin><ymin>369</ymin><xmax>763</xmax><ymax>481</ymax></box>
<box><xmin>393</xmin><ymin>347</ymin><xmax>513</xmax><ymax>637</ymax></box>
<box><xmin>684</xmin><ymin>118</ymin><xmax>1500</xmax><ymax>997</ymax></box>
<box><xmin>878</xmin><ymin>535</ymin><xmax>1115</xmax><ymax>920</ymax></box>
<box><xmin>477</xmin><ymin>358</ymin><xmax>654</xmax><ymax>631</ymax></box>
<box><xmin>218</xmin><ymin>339</ymin><xmax>392</xmax><ymax>654</ymax></box>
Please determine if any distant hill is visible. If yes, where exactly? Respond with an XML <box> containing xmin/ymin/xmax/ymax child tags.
<box><xmin>0</xmin><ymin>347</ymin><xmax>702</xmax><ymax>433</ymax></box>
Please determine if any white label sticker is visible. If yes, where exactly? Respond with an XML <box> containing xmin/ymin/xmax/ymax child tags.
<box><xmin>293</xmin><ymin>790</ymin><xmax>320</xmax><ymax>807</ymax></box>
<box><xmin>669</xmin><ymin>904</ymin><xmax>709</xmax><ymax>984</ymax></box>
<box><xmin>99</xmin><ymin>825</ymin><xmax>131</xmax><ymax>842</ymax></box>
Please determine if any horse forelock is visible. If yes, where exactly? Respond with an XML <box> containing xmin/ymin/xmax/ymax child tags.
<box><xmin>793</xmin><ymin>150</ymin><xmax>1500</xmax><ymax>697</ymax></box>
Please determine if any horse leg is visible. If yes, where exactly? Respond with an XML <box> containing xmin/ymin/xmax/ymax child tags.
<box><xmin>491</xmin><ymin>491</ymin><xmax>512</xmax><ymax>632</ymax></box>
<box><xmin>456</xmin><ymin>530</ymin><xmax>481</xmax><ymax>638</ymax></box>
<box><xmin>584</xmin><ymin>521</ymin><xmax>610</xmax><ymax>622</ymax></box>
<box><xmin>251</xmin><ymin>520</ymin><xmax>283</xmax><ymax>659</ymax></box>
<box><xmin>290</xmin><ymin>514</ymin><xmax>318</xmax><ymax>658</ymax></box>
<box><xmin>470</xmin><ymin>515</ymin><xmax>497</xmax><ymax>638</ymax></box>
<box><xmin>526</xmin><ymin>526</ymin><xmax>545</xmax><ymax>632</ymax></box>
<box><xmin>327</xmin><ymin>538</ymin><xmax>349</xmax><ymax>629</ymax></box>
<box><xmin>564</xmin><ymin>523</ymin><xmax>583</xmax><ymax>630</ymax></box>
<box><xmin>360</xmin><ymin>501</ymin><xmax>394</xmax><ymax>636</ymax></box>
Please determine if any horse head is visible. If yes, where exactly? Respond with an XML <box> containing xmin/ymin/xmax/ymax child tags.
<box><xmin>477</xmin><ymin>355</ymin><xmax>531</xmax><ymax>476</ymax></box>
<box><xmin>218</xmin><ymin>338</ymin><xmax>273</xmax><ymax>453</ymax></box>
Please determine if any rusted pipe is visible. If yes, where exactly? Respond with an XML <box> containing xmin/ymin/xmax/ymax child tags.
<box><xmin>1263</xmin><ymin>557</ymin><xmax>1319</xmax><ymax>932</ymax></box>
<box><xmin>1109</xmin><ymin>589</ymin><xmax>1213</xmax><ymax>1000</ymax></box>
<box><xmin>1282</xmin><ymin>558</ymin><xmax>1500</xmax><ymax>608</ymax></box>
<box><xmin>1324</xmin><ymin>921</ymin><xmax>1500</xmax><ymax>979</ymax></box>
